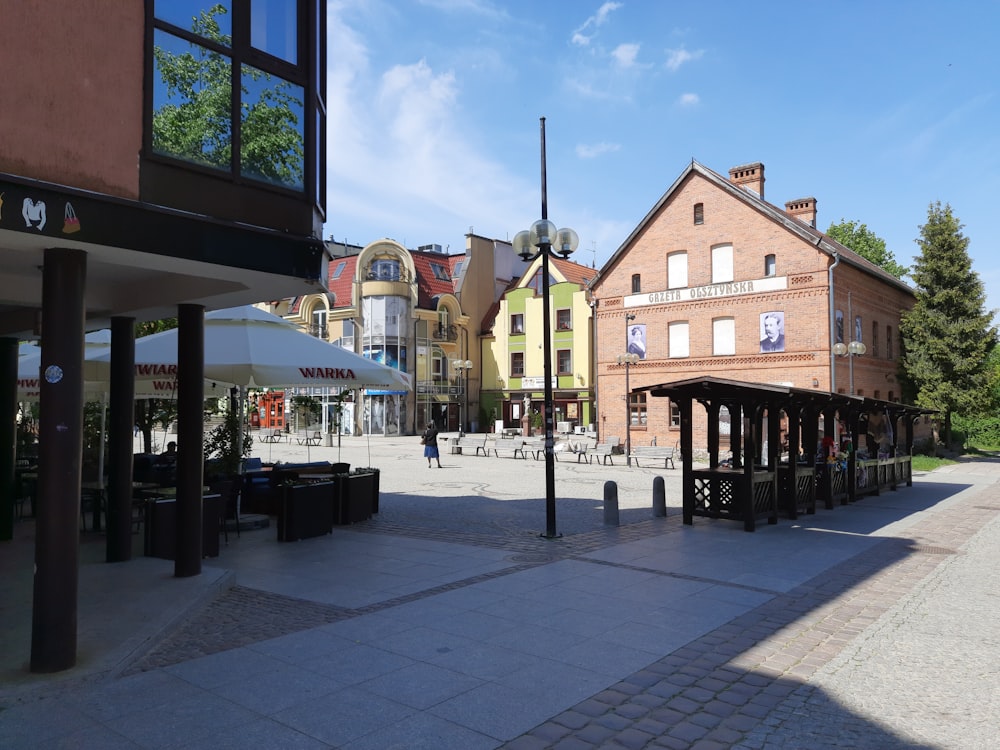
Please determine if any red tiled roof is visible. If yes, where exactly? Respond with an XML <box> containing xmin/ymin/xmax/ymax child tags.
<box><xmin>412</xmin><ymin>250</ymin><xmax>458</xmax><ymax>308</ymax></box>
<box><xmin>551</xmin><ymin>257</ymin><xmax>596</xmax><ymax>286</ymax></box>
<box><xmin>326</xmin><ymin>256</ymin><xmax>358</xmax><ymax>309</ymax></box>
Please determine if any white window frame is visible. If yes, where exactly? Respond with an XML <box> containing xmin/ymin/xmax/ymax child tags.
<box><xmin>667</xmin><ymin>252</ymin><xmax>688</xmax><ymax>289</ymax></box>
<box><xmin>712</xmin><ymin>244</ymin><xmax>734</xmax><ymax>284</ymax></box>
<box><xmin>668</xmin><ymin>321</ymin><xmax>689</xmax><ymax>358</ymax></box>
<box><xmin>713</xmin><ymin>317</ymin><xmax>735</xmax><ymax>355</ymax></box>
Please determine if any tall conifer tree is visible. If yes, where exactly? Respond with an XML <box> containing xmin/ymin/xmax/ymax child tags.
<box><xmin>899</xmin><ymin>202</ymin><xmax>997</xmax><ymax>448</ymax></box>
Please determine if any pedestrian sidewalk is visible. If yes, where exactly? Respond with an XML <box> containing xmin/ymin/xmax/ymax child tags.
<box><xmin>2</xmin><ymin>442</ymin><xmax>998</xmax><ymax>749</ymax></box>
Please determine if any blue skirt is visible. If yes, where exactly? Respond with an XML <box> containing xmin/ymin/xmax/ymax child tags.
<box><xmin>423</xmin><ymin>443</ymin><xmax>440</xmax><ymax>459</ymax></box>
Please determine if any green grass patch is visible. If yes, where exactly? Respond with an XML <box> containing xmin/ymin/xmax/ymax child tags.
<box><xmin>911</xmin><ymin>455</ymin><xmax>958</xmax><ymax>472</ymax></box>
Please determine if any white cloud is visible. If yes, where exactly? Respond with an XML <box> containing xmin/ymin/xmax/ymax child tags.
<box><xmin>417</xmin><ymin>0</ymin><xmax>509</xmax><ymax>21</ymax></box>
<box><xmin>576</xmin><ymin>142</ymin><xmax>621</xmax><ymax>159</ymax></box>
<box><xmin>324</xmin><ymin>10</ymin><xmax>532</xmax><ymax>245</ymax></box>
<box><xmin>565</xmin><ymin>77</ymin><xmax>614</xmax><ymax>100</ymax></box>
<box><xmin>678</xmin><ymin>92</ymin><xmax>700</xmax><ymax>107</ymax></box>
<box><xmin>611</xmin><ymin>43</ymin><xmax>640</xmax><ymax>69</ymax></box>
<box><xmin>571</xmin><ymin>1</ymin><xmax>623</xmax><ymax>46</ymax></box>
<box><xmin>665</xmin><ymin>47</ymin><xmax>704</xmax><ymax>72</ymax></box>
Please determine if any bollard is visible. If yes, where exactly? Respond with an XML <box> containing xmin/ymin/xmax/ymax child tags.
<box><xmin>603</xmin><ymin>481</ymin><xmax>620</xmax><ymax>526</ymax></box>
<box><xmin>653</xmin><ymin>476</ymin><xmax>667</xmax><ymax>517</ymax></box>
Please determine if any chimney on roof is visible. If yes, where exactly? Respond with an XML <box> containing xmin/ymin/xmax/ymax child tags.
<box><xmin>728</xmin><ymin>162</ymin><xmax>765</xmax><ymax>198</ymax></box>
<box><xmin>785</xmin><ymin>197</ymin><xmax>817</xmax><ymax>228</ymax></box>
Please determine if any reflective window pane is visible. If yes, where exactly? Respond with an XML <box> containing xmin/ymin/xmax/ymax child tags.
<box><xmin>240</xmin><ymin>65</ymin><xmax>304</xmax><ymax>189</ymax></box>
<box><xmin>155</xmin><ymin>1</ymin><xmax>232</xmax><ymax>45</ymax></box>
<box><xmin>251</xmin><ymin>0</ymin><xmax>298</xmax><ymax>64</ymax></box>
<box><xmin>152</xmin><ymin>30</ymin><xmax>232</xmax><ymax>171</ymax></box>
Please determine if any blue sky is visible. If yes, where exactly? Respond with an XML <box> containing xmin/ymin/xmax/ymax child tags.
<box><xmin>324</xmin><ymin>0</ymin><xmax>999</xmax><ymax>316</ymax></box>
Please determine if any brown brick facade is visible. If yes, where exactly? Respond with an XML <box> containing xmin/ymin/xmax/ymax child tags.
<box><xmin>591</xmin><ymin>162</ymin><xmax>915</xmax><ymax>449</ymax></box>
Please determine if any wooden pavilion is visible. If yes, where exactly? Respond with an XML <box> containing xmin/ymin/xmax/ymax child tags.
<box><xmin>639</xmin><ymin>377</ymin><xmax>933</xmax><ymax>532</ymax></box>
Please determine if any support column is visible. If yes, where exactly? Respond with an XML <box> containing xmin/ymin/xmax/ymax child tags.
<box><xmin>0</xmin><ymin>338</ymin><xmax>17</xmax><ymax>541</ymax></box>
<box><xmin>31</xmin><ymin>247</ymin><xmax>86</xmax><ymax>673</ymax></box>
<box><xmin>174</xmin><ymin>305</ymin><xmax>204</xmax><ymax>577</ymax></box>
<box><xmin>680</xmin><ymin>397</ymin><xmax>694</xmax><ymax>526</ymax></box>
<box><xmin>728</xmin><ymin>402</ymin><xmax>742</xmax><ymax>469</ymax></box>
<box><xmin>106</xmin><ymin>318</ymin><xmax>136</xmax><ymax>562</ymax></box>
<box><xmin>706</xmin><ymin>402</ymin><xmax>720</xmax><ymax>469</ymax></box>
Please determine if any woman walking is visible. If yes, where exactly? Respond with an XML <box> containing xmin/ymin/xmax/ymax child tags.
<box><xmin>421</xmin><ymin>422</ymin><xmax>442</xmax><ymax>468</ymax></box>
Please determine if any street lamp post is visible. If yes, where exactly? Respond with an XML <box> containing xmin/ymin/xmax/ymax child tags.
<box><xmin>833</xmin><ymin>292</ymin><xmax>866</xmax><ymax>394</ymax></box>
<box><xmin>832</xmin><ymin>340</ymin><xmax>866</xmax><ymax>394</ymax></box>
<box><xmin>512</xmin><ymin>117</ymin><xmax>580</xmax><ymax>540</ymax></box>
<box><xmin>452</xmin><ymin>359</ymin><xmax>473</xmax><ymax>435</ymax></box>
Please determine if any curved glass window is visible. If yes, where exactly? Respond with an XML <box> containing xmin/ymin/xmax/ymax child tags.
<box><xmin>241</xmin><ymin>64</ymin><xmax>304</xmax><ymax>189</ymax></box>
<box><xmin>152</xmin><ymin>30</ymin><xmax>232</xmax><ymax>172</ymax></box>
<box><xmin>151</xmin><ymin>2</ymin><xmax>316</xmax><ymax>196</ymax></box>
<box><xmin>369</xmin><ymin>259</ymin><xmax>401</xmax><ymax>281</ymax></box>
<box><xmin>155</xmin><ymin>1</ymin><xmax>232</xmax><ymax>42</ymax></box>
<box><xmin>251</xmin><ymin>0</ymin><xmax>297</xmax><ymax>63</ymax></box>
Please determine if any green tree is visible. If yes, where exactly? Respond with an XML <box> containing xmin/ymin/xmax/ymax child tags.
<box><xmin>152</xmin><ymin>4</ymin><xmax>303</xmax><ymax>187</ymax></box>
<box><xmin>204</xmin><ymin>407</ymin><xmax>253</xmax><ymax>479</ymax></box>
<box><xmin>898</xmin><ymin>202</ymin><xmax>997</xmax><ymax>449</ymax></box>
<box><xmin>827</xmin><ymin>219</ymin><xmax>908</xmax><ymax>278</ymax></box>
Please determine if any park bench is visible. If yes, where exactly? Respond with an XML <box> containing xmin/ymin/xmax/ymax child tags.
<box><xmin>258</xmin><ymin>428</ymin><xmax>286</xmax><ymax>444</ymax></box>
<box><xmin>628</xmin><ymin>445</ymin><xmax>677</xmax><ymax>469</ymax></box>
<box><xmin>521</xmin><ymin>437</ymin><xmax>547</xmax><ymax>460</ymax></box>
<box><xmin>296</xmin><ymin>430</ymin><xmax>322</xmax><ymax>446</ymax></box>
<box><xmin>455</xmin><ymin>435</ymin><xmax>489</xmax><ymax>456</ymax></box>
<box><xmin>555</xmin><ymin>437</ymin><xmax>595</xmax><ymax>462</ymax></box>
<box><xmin>585</xmin><ymin>441</ymin><xmax>617</xmax><ymax>465</ymax></box>
<box><xmin>490</xmin><ymin>438</ymin><xmax>527</xmax><ymax>459</ymax></box>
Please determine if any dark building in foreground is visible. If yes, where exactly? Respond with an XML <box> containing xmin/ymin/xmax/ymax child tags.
<box><xmin>0</xmin><ymin>2</ymin><xmax>327</xmax><ymax>672</ymax></box>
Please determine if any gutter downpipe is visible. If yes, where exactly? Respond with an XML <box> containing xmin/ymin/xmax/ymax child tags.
<box><xmin>828</xmin><ymin>249</ymin><xmax>841</xmax><ymax>393</ymax></box>
<box><xmin>590</xmin><ymin>296</ymin><xmax>599</xmax><ymax>441</ymax></box>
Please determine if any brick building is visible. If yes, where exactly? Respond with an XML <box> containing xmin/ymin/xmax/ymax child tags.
<box><xmin>588</xmin><ymin>160</ymin><xmax>915</xmax><ymax>449</ymax></box>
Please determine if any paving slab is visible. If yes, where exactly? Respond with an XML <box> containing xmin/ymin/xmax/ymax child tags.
<box><xmin>2</xmin><ymin>435</ymin><xmax>999</xmax><ymax>748</ymax></box>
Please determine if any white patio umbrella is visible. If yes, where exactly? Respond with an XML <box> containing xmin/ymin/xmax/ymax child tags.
<box><xmin>92</xmin><ymin>305</ymin><xmax>412</xmax><ymax>392</ymax></box>
<box><xmin>17</xmin><ymin>332</ymin><xmax>230</xmax><ymax>401</ymax></box>
<box><xmin>93</xmin><ymin>306</ymin><xmax>412</xmax><ymax>464</ymax></box>
<box><xmin>17</xmin><ymin>330</ymin><xmax>113</xmax><ymax>401</ymax></box>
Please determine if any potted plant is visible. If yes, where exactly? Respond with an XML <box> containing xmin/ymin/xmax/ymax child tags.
<box><xmin>530</xmin><ymin>410</ymin><xmax>543</xmax><ymax>437</ymax></box>
<box><xmin>204</xmin><ymin>408</ymin><xmax>253</xmax><ymax>481</ymax></box>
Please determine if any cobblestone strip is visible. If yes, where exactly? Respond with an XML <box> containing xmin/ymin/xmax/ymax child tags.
<box><xmin>124</xmin><ymin>562</ymin><xmax>544</xmax><ymax>673</ymax></box>
<box><xmin>503</xmin><ymin>490</ymin><xmax>998</xmax><ymax>749</ymax></box>
<box><xmin>122</xmin><ymin>586</ymin><xmax>355</xmax><ymax>673</ymax></box>
<box><xmin>122</xmin><ymin>518</ymin><xmax>678</xmax><ymax>674</ymax></box>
